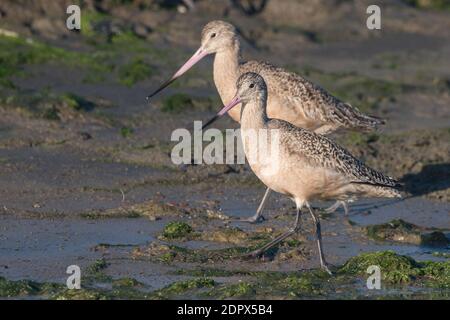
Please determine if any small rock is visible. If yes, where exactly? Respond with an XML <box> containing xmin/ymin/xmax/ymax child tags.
<box><xmin>132</xmin><ymin>23</ymin><xmax>151</xmax><ymax>38</ymax></box>
<box><xmin>421</xmin><ymin>232</ymin><xmax>450</xmax><ymax>248</ymax></box>
<box><xmin>79</xmin><ymin>132</ymin><xmax>92</xmax><ymax>140</ymax></box>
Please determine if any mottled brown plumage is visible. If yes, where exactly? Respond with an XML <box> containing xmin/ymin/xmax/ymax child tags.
<box><xmin>148</xmin><ymin>20</ymin><xmax>388</xmax><ymax>222</ymax></box>
<box><xmin>219</xmin><ymin>72</ymin><xmax>401</xmax><ymax>272</ymax></box>
<box><xmin>234</xmin><ymin>72</ymin><xmax>400</xmax><ymax>201</ymax></box>
<box><xmin>204</xmin><ymin>20</ymin><xmax>385</xmax><ymax>134</ymax></box>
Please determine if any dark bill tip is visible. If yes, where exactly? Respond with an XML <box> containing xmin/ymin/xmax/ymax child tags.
<box><xmin>145</xmin><ymin>77</ymin><xmax>177</xmax><ymax>101</ymax></box>
<box><xmin>202</xmin><ymin>115</ymin><xmax>219</xmax><ymax>130</ymax></box>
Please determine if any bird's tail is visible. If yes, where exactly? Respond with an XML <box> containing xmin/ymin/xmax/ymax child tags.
<box><xmin>338</xmin><ymin>102</ymin><xmax>386</xmax><ymax>132</ymax></box>
<box><xmin>353</xmin><ymin>112</ymin><xmax>386</xmax><ymax>132</ymax></box>
<box><xmin>352</xmin><ymin>181</ymin><xmax>403</xmax><ymax>198</ymax></box>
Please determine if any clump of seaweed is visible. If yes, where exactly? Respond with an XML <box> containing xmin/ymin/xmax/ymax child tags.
<box><xmin>203</xmin><ymin>270</ymin><xmax>334</xmax><ymax>299</ymax></box>
<box><xmin>118</xmin><ymin>57</ymin><xmax>153</xmax><ymax>86</ymax></box>
<box><xmin>339</xmin><ymin>250</ymin><xmax>450</xmax><ymax>287</ymax></box>
<box><xmin>339</xmin><ymin>251</ymin><xmax>419</xmax><ymax>283</ymax></box>
<box><xmin>161</xmin><ymin>93</ymin><xmax>214</xmax><ymax>113</ymax></box>
<box><xmin>0</xmin><ymin>88</ymin><xmax>97</xmax><ymax>121</ymax></box>
<box><xmin>0</xmin><ymin>277</ymin><xmax>63</xmax><ymax>298</ymax></box>
<box><xmin>366</xmin><ymin>219</ymin><xmax>449</xmax><ymax>247</ymax></box>
<box><xmin>52</xmin><ymin>288</ymin><xmax>109</xmax><ymax>300</ymax></box>
<box><xmin>132</xmin><ymin>241</ymin><xmax>254</xmax><ymax>264</ymax></box>
<box><xmin>204</xmin><ymin>282</ymin><xmax>255</xmax><ymax>299</ymax></box>
<box><xmin>199</xmin><ymin>226</ymin><xmax>250</xmax><ymax>245</ymax></box>
<box><xmin>162</xmin><ymin>221</ymin><xmax>193</xmax><ymax>239</ymax></box>
<box><xmin>150</xmin><ymin>278</ymin><xmax>216</xmax><ymax>299</ymax></box>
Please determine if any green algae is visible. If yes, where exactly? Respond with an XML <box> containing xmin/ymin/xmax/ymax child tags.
<box><xmin>132</xmin><ymin>242</ymin><xmax>255</xmax><ymax>264</ymax></box>
<box><xmin>366</xmin><ymin>219</ymin><xmax>422</xmax><ymax>244</ymax></box>
<box><xmin>276</xmin><ymin>273</ymin><xmax>328</xmax><ymax>297</ymax></box>
<box><xmin>199</xmin><ymin>253</ymin><xmax>448</xmax><ymax>299</ymax></box>
<box><xmin>0</xmin><ymin>35</ymin><xmax>113</xmax><ymax>88</ymax></box>
<box><xmin>205</xmin><ymin>282</ymin><xmax>256</xmax><ymax>299</ymax></box>
<box><xmin>2</xmin><ymin>251</ymin><xmax>448</xmax><ymax>299</ymax></box>
<box><xmin>87</xmin><ymin>258</ymin><xmax>109</xmax><ymax>273</ymax></box>
<box><xmin>0</xmin><ymin>29</ymin><xmax>161</xmax><ymax>94</ymax></box>
<box><xmin>0</xmin><ymin>277</ymin><xmax>63</xmax><ymax>298</ymax></box>
<box><xmin>112</xmin><ymin>277</ymin><xmax>143</xmax><ymax>288</ymax></box>
<box><xmin>84</xmin><ymin>258</ymin><xmax>113</xmax><ymax>283</ymax></box>
<box><xmin>161</xmin><ymin>93</ymin><xmax>194</xmax><ymax>113</ymax></box>
<box><xmin>52</xmin><ymin>280</ymin><xmax>149</xmax><ymax>300</ymax></box>
<box><xmin>339</xmin><ymin>132</ymin><xmax>380</xmax><ymax>148</ymax></box>
<box><xmin>162</xmin><ymin>221</ymin><xmax>193</xmax><ymax>239</ymax></box>
<box><xmin>120</xmin><ymin>126</ymin><xmax>134</xmax><ymax>138</ymax></box>
<box><xmin>339</xmin><ymin>251</ymin><xmax>450</xmax><ymax>287</ymax></box>
<box><xmin>161</xmin><ymin>93</ymin><xmax>215</xmax><ymax>113</ymax></box>
<box><xmin>339</xmin><ymin>251</ymin><xmax>420</xmax><ymax>283</ymax></box>
<box><xmin>0</xmin><ymin>87</ymin><xmax>97</xmax><ymax>120</ymax></box>
<box><xmin>202</xmin><ymin>270</ymin><xmax>336</xmax><ymax>299</ymax></box>
<box><xmin>0</xmin><ymin>261</ymin><xmax>149</xmax><ymax>299</ymax></box>
<box><xmin>118</xmin><ymin>57</ymin><xmax>153</xmax><ymax>86</ymax></box>
<box><xmin>173</xmin><ymin>268</ymin><xmax>251</xmax><ymax>278</ymax></box>
<box><xmin>366</xmin><ymin>219</ymin><xmax>449</xmax><ymax>247</ymax></box>
<box><xmin>60</xmin><ymin>93</ymin><xmax>95</xmax><ymax>111</ymax></box>
<box><xmin>403</xmin><ymin>0</ymin><xmax>450</xmax><ymax>10</ymax></box>
<box><xmin>79</xmin><ymin>11</ymin><xmax>110</xmax><ymax>39</ymax></box>
<box><xmin>150</xmin><ymin>278</ymin><xmax>216</xmax><ymax>299</ymax></box>
<box><xmin>52</xmin><ymin>288</ymin><xmax>109</xmax><ymax>300</ymax></box>
<box><xmin>419</xmin><ymin>261</ymin><xmax>450</xmax><ymax>288</ymax></box>
<box><xmin>0</xmin><ymin>35</ymin><xmax>77</xmax><ymax>82</ymax></box>
<box><xmin>200</xmin><ymin>226</ymin><xmax>253</xmax><ymax>245</ymax></box>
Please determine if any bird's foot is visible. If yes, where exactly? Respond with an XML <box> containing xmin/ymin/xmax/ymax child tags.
<box><xmin>320</xmin><ymin>262</ymin><xmax>334</xmax><ymax>275</ymax></box>
<box><xmin>178</xmin><ymin>162</ymin><xmax>198</xmax><ymax>172</ymax></box>
<box><xmin>232</xmin><ymin>215</ymin><xmax>265</xmax><ymax>224</ymax></box>
<box><xmin>241</xmin><ymin>249</ymin><xmax>264</xmax><ymax>260</ymax></box>
<box><xmin>324</xmin><ymin>202</ymin><xmax>340</xmax><ymax>214</ymax></box>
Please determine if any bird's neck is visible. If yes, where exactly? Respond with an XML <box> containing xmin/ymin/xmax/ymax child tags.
<box><xmin>240</xmin><ymin>95</ymin><xmax>268</xmax><ymax>131</ymax></box>
<box><xmin>213</xmin><ymin>40</ymin><xmax>241</xmax><ymax>121</ymax></box>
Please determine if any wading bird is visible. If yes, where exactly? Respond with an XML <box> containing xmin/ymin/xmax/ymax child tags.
<box><xmin>205</xmin><ymin>72</ymin><xmax>401</xmax><ymax>273</ymax></box>
<box><xmin>147</xmin><ymin>20</ymin><xmax>385</xmax><ymax>222</ymax></box>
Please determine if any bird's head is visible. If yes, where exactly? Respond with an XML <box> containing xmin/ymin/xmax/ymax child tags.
<box><xmin>146</xmin><ymin>20</ymin><xmax>238</xmax><ymax>100</ymax></box>
<box><xmin>202</xmin><ymin>72</ymin><xmax>267</xmax><ymax>130</ymax></box>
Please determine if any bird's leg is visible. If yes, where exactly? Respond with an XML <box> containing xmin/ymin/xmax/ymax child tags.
<box><xmin>324</xmin><ymin>200</ymin><xmax>341</xmax><ymax>214</ymax></box>
<box><xmin>342</xmin><ymin>201</ymin><xmax>349</xmax><ymax>216</ymax></box>
<box><xmin>245</xmin><ymin>206</ymin><xmax>301</xmax><ymax>258</ymax></box>
<box><xmin>306</xmin><ymin>203</ymin><xmax>332</xmax><ymax>275</ymax></box>
<box><xmin>324</xmin><ymin>200</ymin><xmax>350</xmax><ymax>216</ymax></box>
<box><xmin>235</xmin><ymin>187</ymin><xmax>271</xmax><ymax>223</ymax></box>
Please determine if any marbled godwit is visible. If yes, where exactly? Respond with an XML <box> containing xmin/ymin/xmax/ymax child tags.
<box><xmin>147</xmin><ymin>20</ymin><xmax>385</xmax><ymax>222</ymax></box>
<box><xmin>206</xmin><ymin>72</ymin><xmax>401</xmax><ymax>273</ymax></box>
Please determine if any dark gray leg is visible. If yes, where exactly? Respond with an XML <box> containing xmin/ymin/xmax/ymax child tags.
<box><xmin>306</xmin><ymin>202</ymin><xmax>332</xmax><ymax>275</ymax></box>
<box><xmin>236</xmin><ymin>187</ymin><xmax>271</xmax><ymax>223</ymax></box>
<box><xmin>246</xmin><ymin>206</ymin><xmax>301</xmax><ymax>258</ymax></box>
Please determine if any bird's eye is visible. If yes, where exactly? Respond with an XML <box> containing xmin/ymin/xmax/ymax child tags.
<box><xmin>249</xmin><ymin>83</ymin><xmax>255</xmax><ymax>88</ymax></box>
<box><xmin>211</xmin><ymin>33</ymin><xmax>216</xmax><ymax>38</ymax></box>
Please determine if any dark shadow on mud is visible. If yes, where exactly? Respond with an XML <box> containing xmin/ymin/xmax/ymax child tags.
<box><xmin>338</xmin><ymin>198</ymin><xmax>405</xmax><ymax>216</ymax></box>
<box><xmin>400</xmin><ymin>163</ymin><xmax>450</xmax><ymax>197</ymax></box>
<box><xmin>341</xmin><ymin>163</ymin><xmax>450</xmax><ymax>215</ymax></box>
